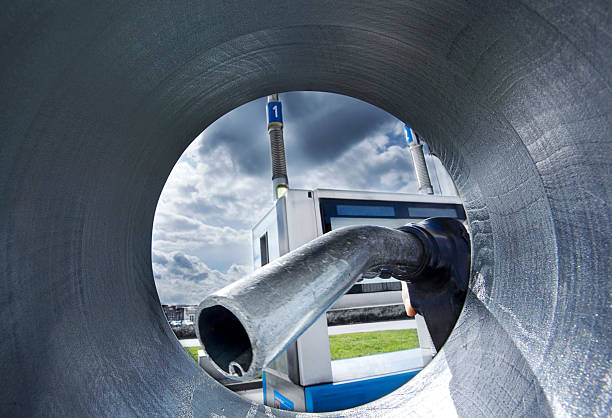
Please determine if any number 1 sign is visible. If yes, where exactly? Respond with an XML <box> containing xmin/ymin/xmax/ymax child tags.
<box><xmin>267</xmin><ymin>101</ymin><xmax>283</xmax><ymax>124</ymax></box>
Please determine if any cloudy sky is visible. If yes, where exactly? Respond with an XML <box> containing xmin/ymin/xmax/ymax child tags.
<box><xmin>153</xmin><ymin>91</ymin><xmax>431</xmax><ymax>305</ymax></box>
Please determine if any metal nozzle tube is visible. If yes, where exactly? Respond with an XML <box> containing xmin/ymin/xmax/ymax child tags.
<box><xmin>195</xmin><ymin>225</ymin><xmax>424</xmax><ymax>381</ymax></box>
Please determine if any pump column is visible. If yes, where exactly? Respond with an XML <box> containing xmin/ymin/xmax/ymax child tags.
<box><xmin>267</xmin><ymin>94</ymin><xmax>289</xmax><ymax>199</ymax></box>
<box><xmin>405</xmin><ymin>126</ymin><xmax>433</xmax><ymax>195</ymax></box>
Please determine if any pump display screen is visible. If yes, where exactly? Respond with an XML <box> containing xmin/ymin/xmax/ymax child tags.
<box><xmin>408</xmin><ymin>206</ymin><xmax>457</xmax><ymax>218</ymax></box>
<box><xmin>320</xmin><ymin>198</ymin><xmax>464</xmax><ymax>234</ymax></box>
<box><xmin>336</xmin><ymin>204</ymin><xmax>395</xmax><ymax>217</ymax></box>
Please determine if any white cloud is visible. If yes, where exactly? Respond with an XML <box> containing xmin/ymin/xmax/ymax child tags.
<box><xmin>156</xmin><ymin>136</ymin><xmax>272</xmax><ymax>230</ymax></box>
<box><xmin>154</xmin><ymin>212</ymin><xmax>247</xmax><ymax>248</ymax></box>
<box><xmin>153</xmin><ymin>249</ymin><xmax>250</xmax><ymax>304</ymax></box>
<box><xmin>290</xmin><ymin>126</ymin><xmax>418</xmax><ymax>193</ymax></box>
<box><xmin>152</xmin><ymin>120</ymin><xmax>274</xmax><ymax>303</ymax></box>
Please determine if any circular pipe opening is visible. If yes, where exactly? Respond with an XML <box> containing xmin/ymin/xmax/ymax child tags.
<box><xmin>154</xmin><ymin>91</ymin><xmax>467</xmax><ymax>411</ymax></box>
<box><xmin>198</xmin><ymin>305</ymin><xmax>253</xmax><ymax>376</ymax></box>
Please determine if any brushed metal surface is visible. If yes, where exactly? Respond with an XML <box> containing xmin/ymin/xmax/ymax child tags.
<box><xmin>1</xmin><ymin>1</ymin><xmax>609</xmax><ymax>416</ymax></box>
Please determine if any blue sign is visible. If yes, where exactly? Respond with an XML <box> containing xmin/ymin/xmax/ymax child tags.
<box><xmin>404</xmin><ymin>125</ymin><xmax>415</xmax><ymax>143</ymax></box>
<box><xmin>273</xmin><ymin>390</ymin><xmax>294</xmax><ymax>411</ymax></box>
<box><xmin>404</xmin><ymin>125</ymin><xmax>423</xmax><ymax>145</ymax></box>
<box><xmin>267</xmin><ymin>101</ymin><xmax>283</xmax><ymax>124</ymax></box>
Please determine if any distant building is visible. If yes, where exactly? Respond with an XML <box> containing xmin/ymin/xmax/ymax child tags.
<box><xmin>162</xmin><ymin>305</ymin><xmax>183</xmax><ymax>321</ymax></box>
<box><xmin>162</xmin><ymin>304</ymin><xmax>198</xmax><ymax>323</ymax></box>
<box><xmin>184</xmin><ymin>306</ymin><xmax>197</xmax><ymax>323</ymax></box>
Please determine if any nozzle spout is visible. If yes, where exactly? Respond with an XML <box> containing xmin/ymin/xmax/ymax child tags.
<box><xmin>196</xmin><ymin>225</ymin><xmax>424</xmax><ymax>381</ymax></box>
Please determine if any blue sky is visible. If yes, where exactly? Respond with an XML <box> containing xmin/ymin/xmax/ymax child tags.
<box><xmin>152</xmin><ymin>91</ymin><xmax>425</xmax><ymax>304</ymax></box>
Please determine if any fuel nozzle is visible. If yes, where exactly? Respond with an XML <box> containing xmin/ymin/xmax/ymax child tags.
<box><xmin>196</xmin><ymin>218</ymin><xmax>470</xmax><ymax>380</ymax></box>
<box><xmin>398</xmin><ymin>218</ymin><xmax>470</xmax><ymax>351</ymax></box>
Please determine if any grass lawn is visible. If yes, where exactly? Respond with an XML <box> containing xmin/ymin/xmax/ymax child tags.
<box><xmin>184</xmin><ymin>346</ymin><xmax>200</xmax><ymax>362</ymax></box>
<box><xmin>183</xmin><ymin>329</ymin><xmax>419</xmax><ymax>363</ymax></box>
<box><xmin>329</xmin><ymin>329</ymin><xmax>419</xmax><ymax>360</ymax></box>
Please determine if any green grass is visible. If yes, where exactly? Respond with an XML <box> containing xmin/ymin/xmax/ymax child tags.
<box><xmin>184</xmin><ymin>346</ymin><xmax>200</xmax><ymax>362</ymax></box>
<box><xmin>329</xmin><ymin>329</ymin><xmax>419</xmax><ymax>360</ymax></box>
<box><xmin>183</xmin><ymin>329</ymin><xmax>419</xmax><ymax>363</ymax></box>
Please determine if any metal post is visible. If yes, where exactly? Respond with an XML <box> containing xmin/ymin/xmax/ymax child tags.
<box><xmin>267</xmin><ymin>94</ymin><xmax>289</xmax><ymax>199</ymax></box>
<box><xmin>405</xmin><ymin>125</ymin><xmax>434</xmax><ymax>195</ymax></box>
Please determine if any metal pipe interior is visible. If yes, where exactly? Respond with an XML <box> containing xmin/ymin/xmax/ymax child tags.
<box><xmin>196</xmin><ymin>225</ymin><xmax>423</xmax><ymax>380</ymax></box>
<box><xmin>2</xmin><ymin>2</ymin><xmax>607</xmax><ymax>415</ymax></box>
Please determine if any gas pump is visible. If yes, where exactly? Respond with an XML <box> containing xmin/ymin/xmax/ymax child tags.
<box><xmin>246</xmin><ymin>188</ymin><xmax>467</xmax><ymax>412</ymax></box>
